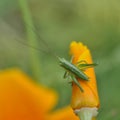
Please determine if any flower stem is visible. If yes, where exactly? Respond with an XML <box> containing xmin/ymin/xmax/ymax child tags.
<box><xmin>75</xmin><ymin>107</ymin><xmax>98</xmax><ymax>120</ymax></box>
<box><xmin>18</xmin><ymin>0</ymin><xmax>41</xmax><ymax>81</ymax></box>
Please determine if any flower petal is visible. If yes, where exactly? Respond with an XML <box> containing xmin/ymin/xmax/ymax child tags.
<box><xmin>70</xmin><ymin>41</ymin><xmax>100</xmax><ymax>110</ymax></box>
<box><xmin>46</xmin><ymin>106</ymin><xmax>79</xmax><ymax>120</ymax></box>
<box><xmin>0</xmin><ymin>69</ymin><xmax>58</xmax><ymax>120</ymax></box>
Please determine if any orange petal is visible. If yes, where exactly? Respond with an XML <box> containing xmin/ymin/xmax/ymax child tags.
<box><xmin>70</xmin><ymin>41</ymin><xmax>100</xmax><ymax>110</ymax></box>
<box><xmin>0</xmin><ymin>68</ymin><xmax>58</xmax><ymax>120</ymax></box>
<box><xmin>46</xmin><ymin>106</ymin><xmax>79</xmax><ymax>120</ymax></box>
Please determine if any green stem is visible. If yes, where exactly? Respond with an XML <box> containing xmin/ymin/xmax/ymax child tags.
<box><xmin>18</xmin><ymin>0</ymin><xmax>41</xmax><ymax>81</ymax></box>
<box><xmin>75</xmin><ymin>107</ymin><xmax>98</xmax><ymax>120</ymax></box>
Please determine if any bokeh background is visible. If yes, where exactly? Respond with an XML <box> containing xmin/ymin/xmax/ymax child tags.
<box><xmin>0</xmin><ymin>0</ymin><xmax>120</xmax><ymax>119</ymax></box>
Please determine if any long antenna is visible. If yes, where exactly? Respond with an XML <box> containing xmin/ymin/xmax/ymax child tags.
<box><xmin>25</xmin><ymin>22</ymin><xmax>57</xmax><ymax>58</ymax></box>
<box><xmin>16</xmin><ymin>38</ymin><xmax>50</xmax><ymax>54</ymax></box>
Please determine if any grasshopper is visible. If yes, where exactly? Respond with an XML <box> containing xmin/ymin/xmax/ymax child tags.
<box><xmin>17</xmin><ymin>26</ymin><xmax>97</xmax><ymax>92</ymax></box>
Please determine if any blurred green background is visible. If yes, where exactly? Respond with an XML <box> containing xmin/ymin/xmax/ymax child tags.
<box><xmin>0</xmin><ymin>0</ymin><xmax>120</xmax><ymax>119</ymax></box>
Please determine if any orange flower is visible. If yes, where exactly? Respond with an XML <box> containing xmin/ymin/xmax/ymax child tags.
<box><xmin>0</xmin><ymin>68</ymin><xmax>79</xmax><ymax>120</ymax></box>
<box><xmin>70</xmin><ymin>41</ymin><xmax>100</xmax><ymax>120</ymax></box>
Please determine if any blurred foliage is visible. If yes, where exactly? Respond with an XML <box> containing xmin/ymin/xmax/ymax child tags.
<box><xmin>0</xmin><ymin>0</ymin><xmax>120</xmax><ymax>119</ymax></box>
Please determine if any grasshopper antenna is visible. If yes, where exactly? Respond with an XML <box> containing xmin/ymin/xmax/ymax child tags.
<box><xmin>16</xmin><ymin>38</ymin><xmax>51</xmax><ymax>55</ymax></box>
<box><xmin>24</xmin><ymin>22</ymin><xmax>58</xmax><ymax>58</ymax></box>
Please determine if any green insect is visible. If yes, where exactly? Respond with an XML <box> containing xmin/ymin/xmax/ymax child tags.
<box><xmin>58</xmin><ymin>57</ymin><xmax>97</xmax><ymax>92</ymax></box>
<box><xmin>17</xmin><ymin>26</ymin><xmax>97</xmax><ymax>92</ymax></box>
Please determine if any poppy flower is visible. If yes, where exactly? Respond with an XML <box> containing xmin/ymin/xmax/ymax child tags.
<box><xmin>70</xmin><ymin>41</ymin><xmax>100</xmax><ymax>120</ymax></box>
<box><xmin>0</xmin><ymin>68</ymin><xmax>79</xmax><ymax>120</ymax></box>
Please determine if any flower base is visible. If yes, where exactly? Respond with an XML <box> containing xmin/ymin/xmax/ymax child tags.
<box><xmin>74</xmin><ymin>107</ymin><xmax>98</xmax><ymax>120</ymax></box>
